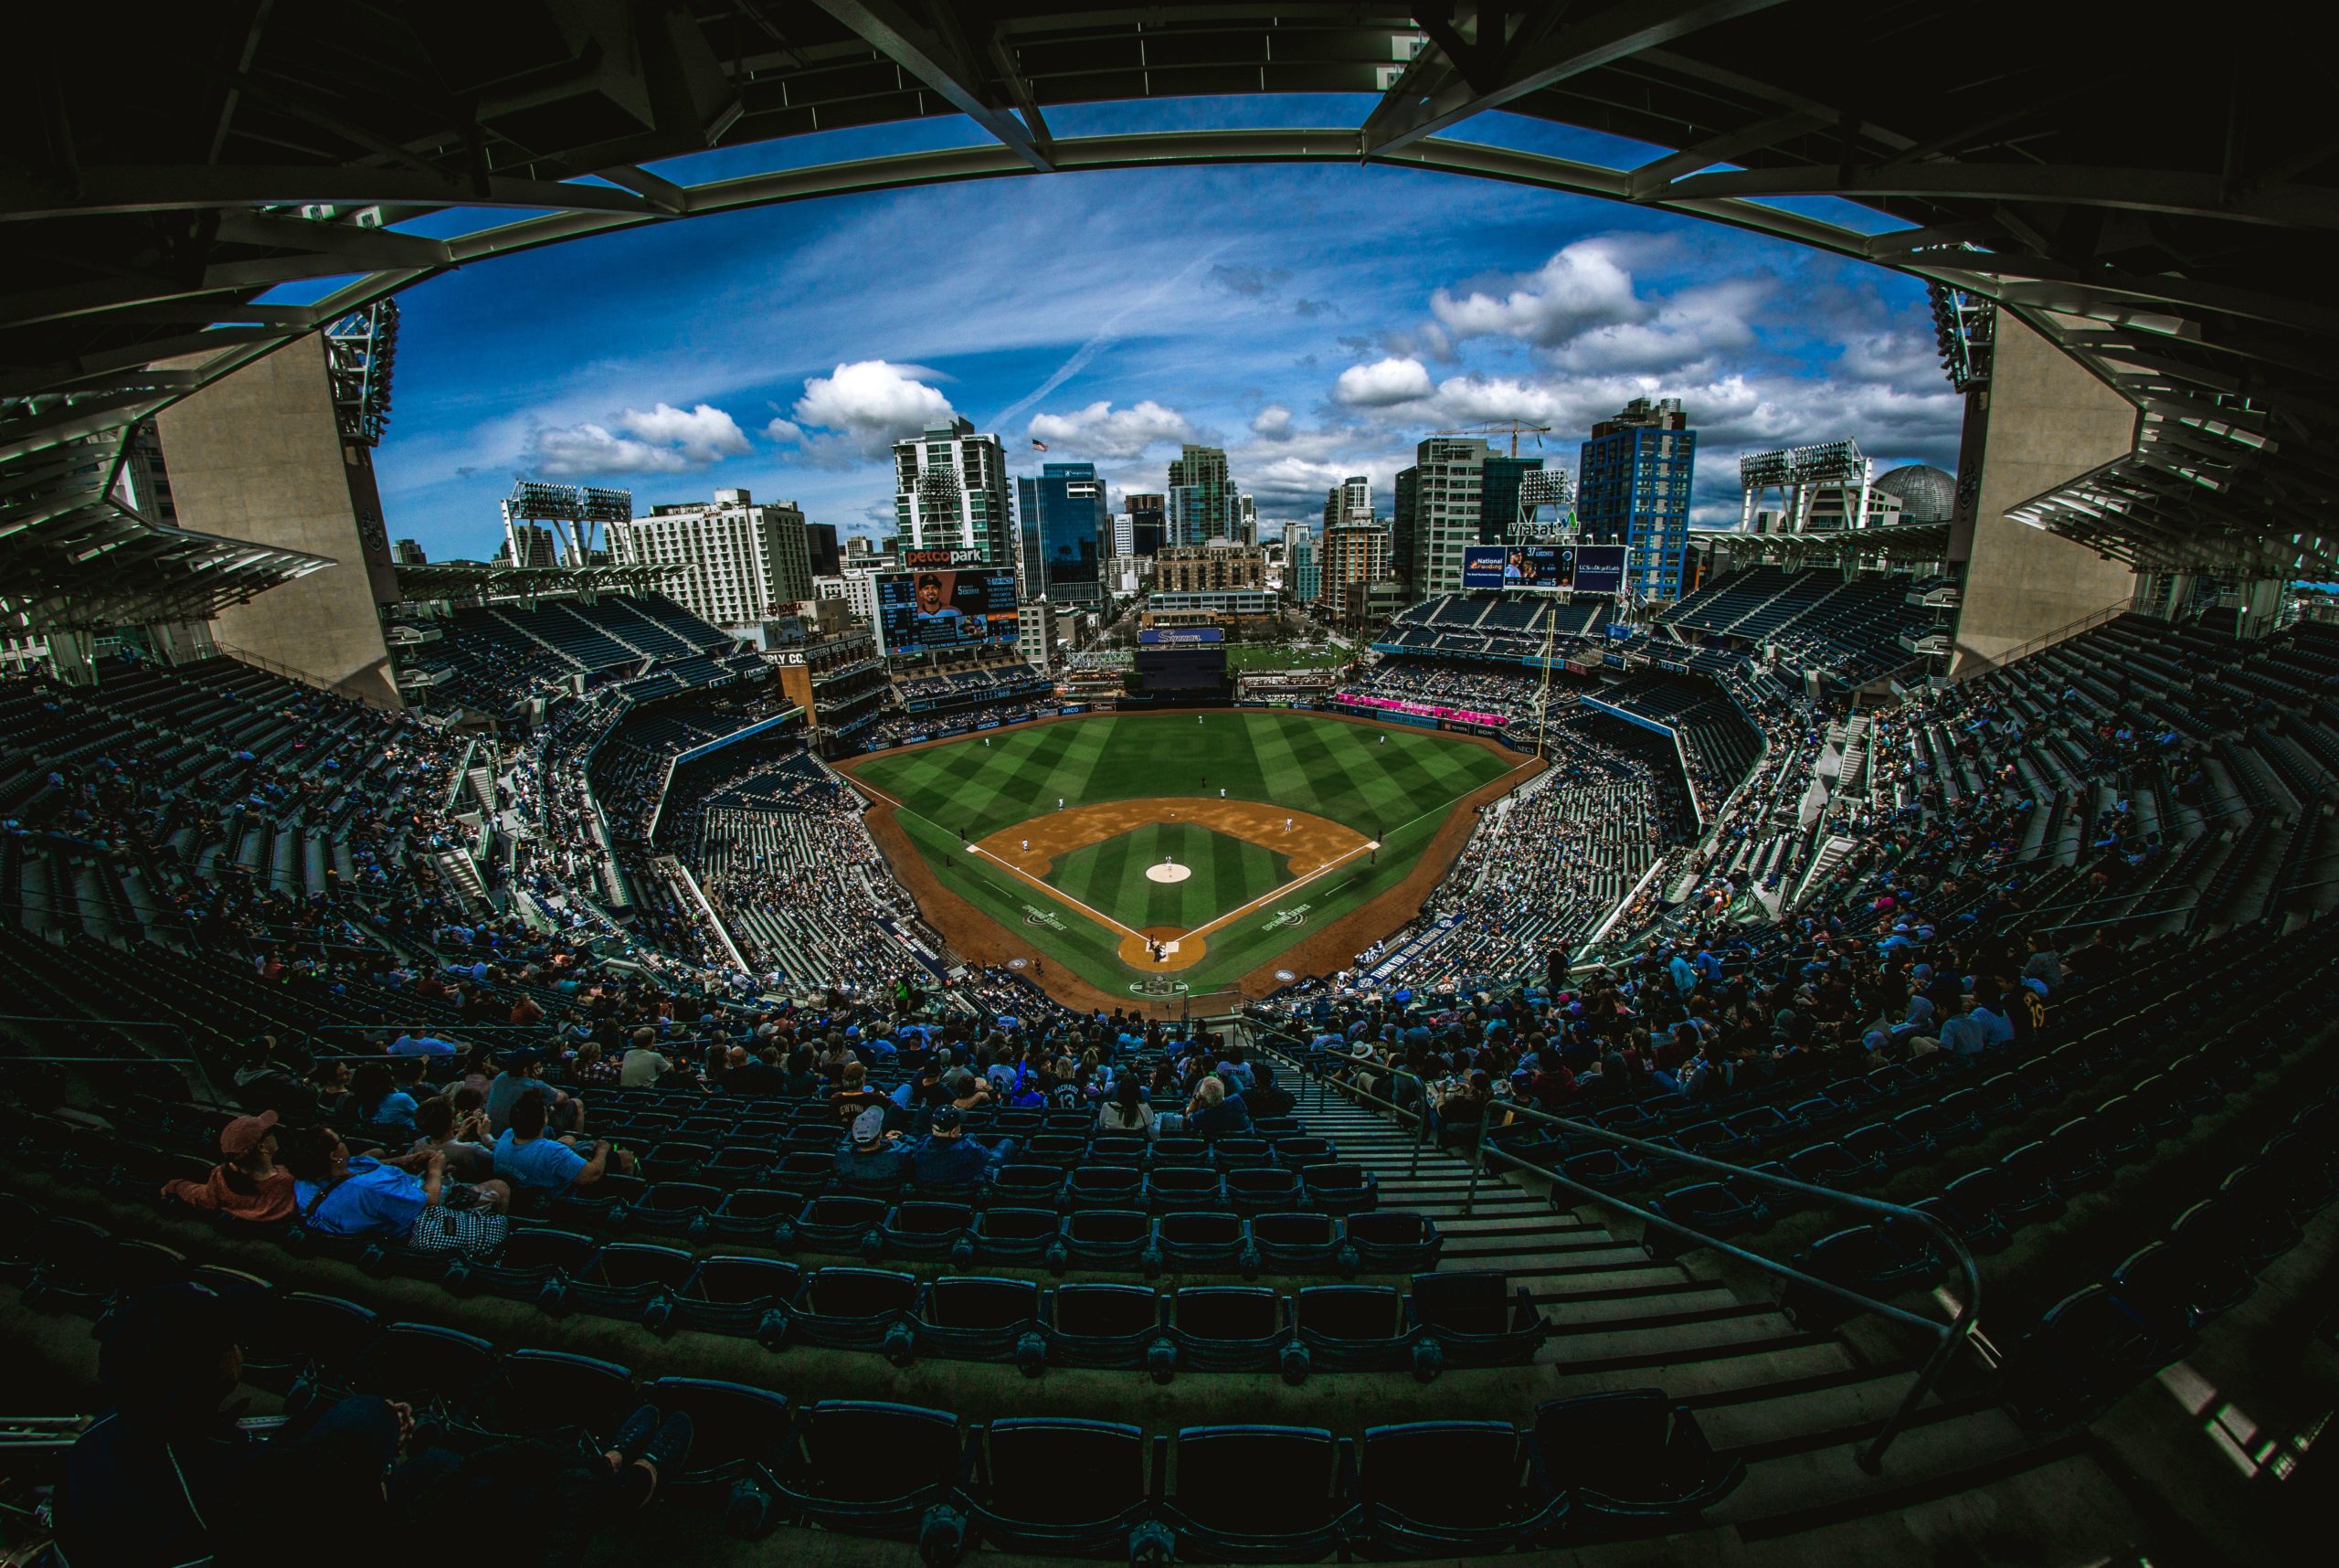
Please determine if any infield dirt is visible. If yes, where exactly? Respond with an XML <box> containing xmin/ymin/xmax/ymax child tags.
<box><xmin>841</xmin><ymin>710</ymin><xmax>1540</xmax><ymax>1017</ymax></box>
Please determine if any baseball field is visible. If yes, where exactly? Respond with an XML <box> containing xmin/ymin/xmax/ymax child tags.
<box><xmin>838</xmin><ymin>710</ymin><xmax>1532</xmax><ymax>1003</ymax></box>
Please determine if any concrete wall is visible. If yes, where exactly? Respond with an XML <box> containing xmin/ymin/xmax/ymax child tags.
<box><xmin>155</xmin><ymin>334</ymin><xmax>402</xmax><ymax>707</ymax></box>
<box><xmin>1948</xmin><ymin>313</ymin><xmax>2140</xmax><ymax>677</ymax></box>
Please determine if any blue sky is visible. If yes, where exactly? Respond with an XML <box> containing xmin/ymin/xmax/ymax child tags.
<box><xmin>370</xmin><ymin>101</ymin><xmax>1961</xmax><ymax>560</ymax></box>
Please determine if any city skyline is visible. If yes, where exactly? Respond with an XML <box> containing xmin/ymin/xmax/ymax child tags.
<box><xmin>365</xmin><ymin>103</ymin><xmax>1960</xmax><ymax>563</ymax></box>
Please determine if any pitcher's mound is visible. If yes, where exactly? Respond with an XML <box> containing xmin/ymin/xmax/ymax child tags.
<box><xmin>1144</xmin><ymin>861</ymin><xmax>1192</xmax><ymax>884</ymax></box>
<box><xmin>1117</xmin><ymin>926</ymin><xmax>1205</xmax><ymax>971</ymax></box>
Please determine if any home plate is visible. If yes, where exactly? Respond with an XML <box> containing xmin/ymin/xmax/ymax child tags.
<box><xmin>1145</xmin><ymin>861</ymin><xmax>1192</xmax><ymax>884</ymax></box>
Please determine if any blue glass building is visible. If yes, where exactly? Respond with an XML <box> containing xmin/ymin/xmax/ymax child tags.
<box><xmin>1017</xmin><ymin>461</ymin><xmax>1109</xmax><ymax>604</ymax></box>
<box><xmin>1576</xmin><ymin>397</ymin><xmax>1697</xmax><ymax>600</ymax></box>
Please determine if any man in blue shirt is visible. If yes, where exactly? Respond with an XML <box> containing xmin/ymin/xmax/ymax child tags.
<box><xmin>281</xmin><ymin>1128</ymin><xmax>508</xmax><ymax>1237</ymax></box>
<box><xmin>910</xmin><ymin>1107</ymin><xmax>1013</xmax><ymax>1184</ymax></box>
<box><xmin>493</xmin><ymin>1088</ymin><xmax>617</xmax><ymax>1201</ymax></box>
<box><xmin>389</xmin><ymin>1026</ymin><xmax>460</xmax><ymax>1057</ymax></box>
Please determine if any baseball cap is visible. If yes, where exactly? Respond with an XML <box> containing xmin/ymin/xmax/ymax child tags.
<box><xmin>499</xmin><ymin>1045</ymin><xmax>546</xmax><ymax>1068</ymax></box>
<box><xmin>219</xmin><ymin>1110</ymin><xmax>279</xmax><ymax>1157</ymax></box>
<box><xmin>929</xmin><ymin>1106</ymin><xmax>964</xmax><ymax>1133</ymax></box>
<box><xmin>851</xmin><ymin>1106</ymin><xmax>886</xmax><ymax>1144</ymax></box>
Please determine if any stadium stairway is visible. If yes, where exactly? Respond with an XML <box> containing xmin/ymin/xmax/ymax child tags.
<box><xmin>1275</xmin><ymin>1075</ymin><xmax>2114</xmax><ymax>1551</ymax></box>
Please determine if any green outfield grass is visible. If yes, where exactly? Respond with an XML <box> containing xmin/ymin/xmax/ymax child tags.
<box><xmin>1223</xmin><ymin>643</ymin><xmax>1348</xmax><ymax>671</ymax></box>
<box><xmin>843</xmin><ymin>711</ymin><xmax>1520</xmax><ymax>997</ymax></box>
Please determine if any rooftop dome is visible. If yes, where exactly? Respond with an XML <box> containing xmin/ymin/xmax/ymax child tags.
<box><xmin>1875</xmin><ymin>463</ymin><xmax>1956</xmax><ymax>523</ymax></box>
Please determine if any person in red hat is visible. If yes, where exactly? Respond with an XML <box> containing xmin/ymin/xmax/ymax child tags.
<box><xmin>160</xmin><ymin>1110</ymin><xmax>295</xmax><ymax>1222</ymax></box>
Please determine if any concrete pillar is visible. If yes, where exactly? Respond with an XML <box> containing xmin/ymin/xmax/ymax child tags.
<box><xmin>1946</xmin><ymin>313</ymin><xmax>2140</xmax><ymax>678</ymax></box>
<box><xmin>154</xmin><ymin>334</ymin><xmax>402</xmax><ymax>707</ymax></box>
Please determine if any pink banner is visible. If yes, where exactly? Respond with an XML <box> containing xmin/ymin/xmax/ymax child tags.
<box><xmin>1341</xmin><ymin>694</ymin><xmax>1512</xmax><ymax>727</ymax></box>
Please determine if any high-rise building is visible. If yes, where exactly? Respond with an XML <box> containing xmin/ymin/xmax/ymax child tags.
<box><xmin>1323</xmin><ymin>475</ymin><xmax>1372</xmax><ymax>528</ymax></box>
<box><xmin>1125</xmin><ymin>492</ymin><xmax>1166</xmax><ymax>556</ymax></box>
<box><xmin>1237</xmin><ymin>493</ymin><xmax>1257</xmax><ymax>546</ymax></box>
<box><xmin>804</xmin><ymin>521</ymin><xmax>841</xmax><ymax>578</ymax></box>
<box><xmin>1110</xmin><ymin>513</ymin><xmax>1135</xmax><ymax>557</ymax></box>
<box><xmin>1289</xmin><ymin>522</ymin><xmax>1320</xmax><ymax>605</ymax></box>
<box><xmin>608</xmin><ymin>487</ymin><xmax>812</xmax><ymax>627</ymax></box>
<box><xmin>1166</xmin><ymin>444</ymin><xmax>1238</xmax><ymax>544</ymax></box>
<box><xmin>894</xmin><ymin>417</ymin><xmax>1014</xmax><ymax>572</ymax></box>
<box><xmin>1479</xmin><ymin>456</ymin><xmax>1543</xmax><ymax>545</ymax></box>
<box><xmin>1578</xmin><ymin>396</ymin><xmax>1697</xmax><ymax>600</ymax></box>
<box><xmin>1392</xmin><ymin>436</ymin><xmax>1490</xmax><ymax>598</ymax></box>
<box><xmin>391</xmin><ymin>539</ymin><xmax>428</xmax><ymax>566</ymax></box>
<box><xmin>1016</xmin><ymin>461</ymin><xmax>1110</xmax><ymax>605</ymax></box>
<box><xmin>1319</xmin><ymin>522</ymin><xmax>1392</xmax><ymax>608</ymax></box>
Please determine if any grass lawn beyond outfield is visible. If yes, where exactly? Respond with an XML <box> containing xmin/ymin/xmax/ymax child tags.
<box><xmin>842</xmin><ymin>711</ymin><xmax>1518</xmax><ymax>996</ymax></box>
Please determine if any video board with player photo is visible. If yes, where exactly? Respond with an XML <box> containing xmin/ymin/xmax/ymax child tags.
<box><xmin>875</xmin><ymin>567</ymin><xmax>1020</xmax><ymax>655</ymax></box>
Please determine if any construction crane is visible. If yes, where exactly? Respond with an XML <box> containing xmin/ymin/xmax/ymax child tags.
<box><xmin>1431</xmin><ymin>420</ymin><xmax>1551</xmax><ymax>457</ymax></box>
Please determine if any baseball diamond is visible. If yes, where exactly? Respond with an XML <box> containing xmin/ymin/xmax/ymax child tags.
<box><xmin>838</xmin><ymin>709</ymin><xmax>1533</xmax><ymax>1002</ymax></box>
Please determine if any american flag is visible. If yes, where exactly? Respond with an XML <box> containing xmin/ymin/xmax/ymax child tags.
<box><xmin>1031</xmin><ymin>438</ymin><xmax>1048</xmax><ymax>450</ymax></box>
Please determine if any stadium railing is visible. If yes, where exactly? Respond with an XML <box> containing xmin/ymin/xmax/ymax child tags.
<box><xmin>1242</xmin><ymin>1022</ymin><xmax>1979</xmax><ymax>1474</ymax></box>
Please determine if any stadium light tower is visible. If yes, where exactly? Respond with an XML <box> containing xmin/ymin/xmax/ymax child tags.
<box><xmin>502</xmin><ymin>480</ymin><xmax>634</xmax><ymax>567</ymax></box>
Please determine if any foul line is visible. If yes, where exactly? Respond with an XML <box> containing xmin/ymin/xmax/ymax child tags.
<box><xmin>846</xmin><ymin>754</ymin><xmax>1545</xmax><ymax>956</ymax></box>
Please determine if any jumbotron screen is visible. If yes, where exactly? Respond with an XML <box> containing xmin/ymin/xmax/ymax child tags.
<box><xmin>1463</xmin><ymin>544</ymin><xmax>1574</xmax><ymax>590</ymax></box>
<box><xmin>875</xmin><ymin>567</ymin><xmax>1020</xmax><ymax>655</ymax></box>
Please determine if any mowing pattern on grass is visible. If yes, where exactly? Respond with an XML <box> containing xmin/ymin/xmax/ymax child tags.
<box><xmin>843</xmin><ymin>711</ymin><xmax>1519</xmax><ymax>996</ymax></box>
<box><xmin>1046</xmin><ymin>821</ymin><xmax>1292</xmax><ymax>930</ymax></box>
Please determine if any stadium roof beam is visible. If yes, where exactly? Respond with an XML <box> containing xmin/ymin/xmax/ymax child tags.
<box><xmin>805</xmin><ymin>0</ymin><xmax>1054</xmax><ymax>171</ymax></box>
<box><xmin>1361</xmin><ymin>0</ymin><xmax>1797</xmax><ymax>156</ymax></box>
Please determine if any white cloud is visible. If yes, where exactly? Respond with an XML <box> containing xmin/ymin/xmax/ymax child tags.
<box><xmin>1334</xmin><ymin>356</ymin><xmax>1435</xmax><ymax>407</ymax></box>
<box><xmin>1432</xmin><ymin>239</ymin><xmax>1644</xmax><ymax>347</ymax></box>
<box><xmin>763</xmin><ymin>417</ymin><xmax>804</xmax><ymax>444</ymax></box>
<box><xmin>1028</xmin><ymin>399</ymin><xmax>1195</xmax><ymax>460</ymax></box>
<box><xmin>789</xmin><ymin>361</ymin><xmax>957</xmax><ymax>456</ymax></box>
<box><xmin>525</xmin><ymin>400</ymin><xmax>751</xmax><ymax>476</ymax></box>
<box><xmin>1251</xmin><ymin>405</ymin><xmax>1295</xmax><ymax>441</ymax></box>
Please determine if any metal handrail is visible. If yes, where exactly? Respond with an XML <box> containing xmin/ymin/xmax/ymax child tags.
<box><xmin>1243</xmin><ymin>1022</ymin><xmax>1435</xmax><ymax>1179</ymax></box>
<box><xmin>1246</xmin><ymin>1022</ymin><xmax>1979</xmax><ymax>1474</ymax></box>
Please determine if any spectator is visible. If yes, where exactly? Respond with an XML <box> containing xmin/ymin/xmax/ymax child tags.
<box><xmin>493</xmin><ymin>1089</ymin><xmax>618</xmax><ymax>1202</ymax></box>
<box><xmin>910</xmin><ymin>1107</ymin><xmax>1013</xmax><ymax>1183</ymax></box>
<box><xmin>487</xmin><ymin>1046</ymin><xmax>574</xmax><ymax>1135</ymax></box>
<box><xmin>833</xmin><ymin>1105</ymin><xmax>907</xmax><ymax>1184</ymax></box>
<box><xmin>160</xmin><ymin>1111</ymin><xmax>295</xmax><ymax>1222</ymax></box>
<box><xmin>411</xmin><ymin>1095</ymin><xmax>498</xmax><ymax>1182</ymax></box>
<box><xmin>1186</xmin><ymin>1075</ymin><xmax>1251</xmax><ymax>1138</ymax></box>
<box><xmin>619</xmin><ymin>1026</ymin><xmax>675</xmax><ymax>1088</ymax></box>
<box><xmin>280</xmin><ymin>1126</ymin><xmax>508</xmax><ymax>1240</ymax></box>
<box><xmin>1095</xmin><ymin>1076</ymin><xmax>1155</xmax><ymax>1138</ymax></box>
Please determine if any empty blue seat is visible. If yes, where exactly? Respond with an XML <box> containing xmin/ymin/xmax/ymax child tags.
<box><xmin>1781</xmin><ymin>1140</ymin><xmax>1873</xmax><ymax>1190</ymax></box>
<box><xmin>967</xmin><ymin>1418</ymin><xmax>1152</xmax><ymax>1556</ymax></box>
<box><xmin>1069</xmin><ymin>1166</ymin><xmax>1145</xmax><ymax>1210</ymax></box>
<box><xmin>342</xmin><ymin>1321</ymin><xmax>496</xmax><ymax>1414</ymax></box>
<box><xmin>1226</xmin><ymin>1168</ymin><xmax>1300</xmax><ymax>1214</ymax></box>
<box><xmin>772</xmin><ymin>1401</ymin><xmax>969</xmax><ymax>1546</ymax></box>
<box><xmin>1251</xmin><ymin>1212</ymin><xmax>1339</xmax><ymax>1272</ymax></box>
<box><xmin>2109</xmin><ymin>1240</ymin><xmax>2248</xmax><ymax>1336</ymax></box>
<box><xmin>1359</xmin><ymin>1421</ymin><xmax>1561</xmax><ymax>1554</ymax></box>
<box><xmin>708</xmin><ymin>1189</ymin><xmax>794</xmax><ymax>1243</ymax></box>
<box><xmin>915</xmin><ymin>1276</ymin><xmax>1042</xmax><ymax>1366</ymax></box>
<box><xmin>2004</xmin><ymin>1285</ymin><xmax>2192</xmax><ymax>1428</ymax></box>
<box><xmin>1781</xmin><ymin>1226</ymin><xmax>1939</xmax><ymax>1330</ymax></box>
<box><xmin>1298</xmin><ymin>1163</ymin><xmax>1377</xmax><ymax>1213</ymax></box>
<box><xmin>625</xmin><ymin>1181</ymin><xmax>722</xmax><ymax>1237</ymax></box>
<box><xmin>973</xmin><ymin>1205</ymin><xmax>1059</xmax><ymax>1263</ymax></box>
<box><xmin>1044</xmin><ymin>1283</ymin><xmax>1160</xmax><ymax>1370</ymax></box>
<box><xmin>635</xmin><ymin>1375</ymin><xmax>790</xmax><ymax>1526</ymax></box>
<box><xmin>1163</xmin><ymin>1425</ymin><xmax>1351</xmax><ymax>1562</ymax></box>
<box><xmin>1290</xmin><ymin>1284</ymin><xmax>1420</xmax><ymax>1378</ymax></box>
<box><xmin>462</xmin><ymin>1348</ymin><xmax>634</xmax><ymax>1445</ymax></box>
<box><xmin>1533</xmin><ymin>1389</ymin><xmax>1743</xmax><ymax>1522</ymax></box>
<box><xmin>1160</xmin><ymin>1286</ymin><xmax>1288</xmax><ymax>1378</ymax></box>
<box><xmin>783</xmin><ymin>1267</ymin><xmax>918</xmax><ymax>1353</ymax></box>
<box><xmin>668</xmin><ymin>1255</ymin><xmax>802</xmax><ymax>1340</ymax></box>
<box><xmin>883</xmin><ymin>1201</ymin><xmax>973</xmax><ymax>1261</ymax></box>
<box><xmin>989</xmin><ymin>1164</ymin><xmax>1065</xmax><ymax>1208</ymax></box>
<box><xmin>1059</xmin><ymin>1209</ymin><xmax>1153</xmax><ymax>1272</ymax></box>
<box><xmin>1156</xmin><ymin>1211</ymin><xmax>1246</xmax><ymax>1273</ymax></box>
<box><xmin>794</xmin><ymin>1194</ymin><xmax>886</xmax><ymax>1254</ymax></box>
<box><xmin>241</xmin><ymin>1290</ymin><xmax>378</xmax><ymax>1394</ymax></box>
<box><xmin>1643</xmin><ymin>1182</ymin><xmax>1765</xmax><ymax>1260</ymax></box>
<box><xmin>1148</xmin><ymin>1168</ymin><xmax>1223</xmax><ymax>1213</ymax></box>
<box><xmin>1405</xmin><ymin>1271</ymin><xmax>1548</xmax><ymax>1369</ymax></box>
<box><xmin>557</xmin><ymin>1243</ymin><xmax>693</xmax><ymax>1321</ymax></box>
<box><xmin>1341</xmin><ymin>1211</ymin><xmax>1442</xmax><ymax>1274</ymax></box>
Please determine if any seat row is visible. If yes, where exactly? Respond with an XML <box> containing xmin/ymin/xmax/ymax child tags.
<box><xmin>539</xmin><ymin>1160</ymin><xmax>1381</xmax><ymax>1222</ymax></box>
<box><xmin>1998</xmin><ymin>1081</ymin><xmax>2339</xmax><ymax>1426</ymax></box>
<box><xmin>0</xmin><ymin>1215</ymin><xmax>1540</xmax><ymax>1381</ymax></box>
<box><xmin>77</xmin><ymin>1296</ymin><xmax>1740</xmax><ymax>1561</ymax></box>
<box><xmin>592</xmin><ymin>1128</ymin><xmax>1341</xmax><ymax>1181</ymax></box>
